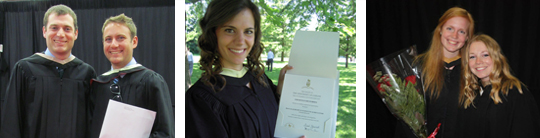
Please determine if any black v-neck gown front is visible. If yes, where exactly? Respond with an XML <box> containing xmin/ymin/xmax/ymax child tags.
<box><xmin>186</xmin><ymin>71</ymin><xmax>279</xmax><ymax>138</ymax></box>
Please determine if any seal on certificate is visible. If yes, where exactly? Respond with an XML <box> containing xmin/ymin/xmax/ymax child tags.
<box><xmin>302</xmin><ymin>79</ymin><xmax>314</xmax><ymax>90</ymax></box>
<box><xmin>285</xmin><ymin>123</ymin><xmax>294</xmax><ymax>128</ymax></box>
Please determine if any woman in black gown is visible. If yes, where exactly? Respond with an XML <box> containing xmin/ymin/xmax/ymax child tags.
<box><xmin>458</xmin><ymin>34</ymin><xmax>540</xmax><ymax>137</ymax></box>
<box><xmin>185</xmin><ymin>0</ymin><xmax>294</xmax><ymax>137</ymax></box>
<box><xmin>395</xmin><ymin>7</ymin><xmax>475</xmax><ymax>138</ymax></box>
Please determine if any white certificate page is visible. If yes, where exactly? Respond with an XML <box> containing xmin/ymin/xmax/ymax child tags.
<box><xmin>99</xmin><ymin>100</ymin><xmax>156</xmax><ymax>138</ymax></box>
<box><xmin>277</xmin><ymin>74</ymin><xmax>336</xmax><ymax>132</ymax></box>
<box><xmin>274</xmin><ymin>31</ymin><xmax>340</xmax><ymax>138</ymax></box>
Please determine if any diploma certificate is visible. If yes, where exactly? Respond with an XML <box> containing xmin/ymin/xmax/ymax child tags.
<box><xmin>274</xmin><ymin>31</ymin><xmax>340</xmax><ymax>138</ymax></box>
<box><xmin>99</xmin><ymin>100</ymin><xmax>156</xmax><ymax>138</ymax></box>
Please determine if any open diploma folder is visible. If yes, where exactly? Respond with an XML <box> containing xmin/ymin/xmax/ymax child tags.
<box><xmin>99</xmin><ymin>100</ymin><xmax>156</xmax><ymax>138</ymax></box>
<box><xmin>274</xmin><ymin>31</ymin><xmax>340</xmax><ymax>138</ymax></box>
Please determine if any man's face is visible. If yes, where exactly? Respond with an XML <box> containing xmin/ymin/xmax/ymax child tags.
<box><xmin>43</xmin><ymin>13</ymin><xmax>78</xmax><ymax>56</ymax></box>
<box><xmin>103</xmin><ymin>22</ymin><xmax>137</xmax><ymax>69</ymax></box>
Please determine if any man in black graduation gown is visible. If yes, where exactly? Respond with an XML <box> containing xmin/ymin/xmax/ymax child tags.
<box><xmin>88</xmin><ymin>14</ymin><xmax>174</xmax><ymax>138</ymax></box>
<box><xmin>0</xmin><ymin>4</ymin><xmax>96</xmax><ymax>138</ymax></box>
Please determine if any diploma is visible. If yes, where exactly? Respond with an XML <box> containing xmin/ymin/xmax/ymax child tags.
<box><xmin>274</xmin><ymin>31</ymin><xmax>340</xmax><ymax>138</ymax></box>
<box><xmin>99</xmin><ymin>100</ymin><xmax>156</xmax><ymax>138</ymax></box>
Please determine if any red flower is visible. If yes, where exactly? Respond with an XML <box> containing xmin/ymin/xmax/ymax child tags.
<box><xmin>377</xmin><ymin>80</ymin><xmax>392</xmax><ymax>93</ymax></box>
<box><xmin>405</xmin><ymin>75</ymin><xmax>416</xmax><ymax>86</ymax></box>
<box><xmin>377</xmin><ymin>83</ymin><xmax>385</xmax><ymax>92</ymax></box>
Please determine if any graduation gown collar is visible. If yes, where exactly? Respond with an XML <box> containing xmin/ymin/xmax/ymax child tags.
<box><xmin>445</xmin><ymin>58</ymin><xmax>461</xmax><ymax>68</ymax></box>
<box><xmin>222</xmin><ymin>71</ymin><xmax>254</xmax><ymax>86</ymax></box>
<box><xmin>102</xmin><ymin>64</ymin><xmax>143</xmax><ymax>76</ymax></box>
<box><xmin>36</xmin><ymin>53</ymin><xmax>76</xmax><ymax>64</ymax></box>
<box><xmin>30</xmin><ymin>53</ymin><xmax>82</xmax><ymax>68</ymax></box>
<box><xmin>207</xmin><ymin>70</ymin><xmax>255</xmax><ymax>90</ymax></box>
<box><xmin>479</xmin><ymin>84</ymin><xmax>493</xmax><ymax>97</ymax></box>
<box><xmin>220</xmin><ymin>67</ymin><xmax>248</xmax><ymax>78</ymax></box>
<box><xmin>92</xmin><ymin>64</ymin><xmax>147</xmax><ymax>83</ymax></box>
<box><xmin>212</xmin><ymin>71</ymin><xmax>257</xmax><ymax>104</ymax></box>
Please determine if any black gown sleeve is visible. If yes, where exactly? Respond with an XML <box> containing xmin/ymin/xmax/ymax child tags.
<box><xmin>87</xmin><ymin>81</ymin><xmax>95</xmax><ymax>137</ymax></box>
<box><xmin>0</xmin><ymin>61</ymin><xmax>28</xmax><ymax>137</ymax></box>
<box><xmin>185</xmin><ymin>87</ymin><xmax>228</xmax><ymax>138</ymax></box>
<box><xmin>87</xmin><ymin>69</ymin><xmax>97</xmax><ymax>137</ymax></box>
<box><xmin>147</xmin><ymin>73</ymin><xmax>175</xmax><ymax>138</ymax></box>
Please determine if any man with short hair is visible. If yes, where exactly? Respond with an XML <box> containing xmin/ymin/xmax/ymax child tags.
<box><xmin>88</xmin><ymin>13</ymin><xmax>174</xmax><ymax>138</ymax></box>
<box><xmin>0</xmin><ymin>4</ymin><xmax>96</xmax><ymax>138</ymax></box>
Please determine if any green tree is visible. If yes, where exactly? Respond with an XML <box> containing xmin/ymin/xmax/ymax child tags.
<box><xmin>258</xmin><ymin>0</ymin><xmax>314</xmax><ymax>61</ymax></box>
<box><xmin>185</xmin><ymin>0</ymin><xmax>210</xmax><ymax>89</ymax></box>
<box><xmin>185</xmin><ymin>0</ymin><xmax>210</xmax><ymax>54</ymax></box>
<box><xmin>313</xmin><ymin>0</ymin><xmax>356</xmax><ymax>68</ymax></box>
<box><xmin>335</xmin><ymin>24</ymin><xmax>356</xmax><ymax>68</ymax></box>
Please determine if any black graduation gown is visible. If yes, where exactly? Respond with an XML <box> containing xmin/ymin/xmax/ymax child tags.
<box><xmin>88</xmin><ymin>65</ymin><xmax>174</xmax><ymax>138</ymax></box>
<box><xmin>0</xmin><ymin>54</ymin><xmax>96</xmax><ymax>138</ymax></box>
<box><xmin>424</xmin><ymin>59</ymin><xmax>461</xmax><ymax>138</ymax></box>
<box><xmin>458</xmin><ymin>85</ymin><xmax>540</xmax><ymax>138</ymax></box>
<box><xmin>185</xmin><ymin>71</ymin><xmax>279</xmax><ymax>138</ymax></box>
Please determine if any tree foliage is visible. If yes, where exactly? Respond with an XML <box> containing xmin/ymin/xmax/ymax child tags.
<box><xmin>185</xmin><ymin>0</ymin><xmax>210</xmax><ymax>54</ymax></box>
<box><xmin>185</xmin><ymin>0</ymin><xmax>356</xmax><ymax>66</ymax></box>
<box><xmin>258</xmin><ymin>0</ymin><xmax>314</xmax><ymax>61</ymax></box>
<box><xmin>312</xmin><ymin>0</ymin><xmax>356</xmax><ymax>68</ymax></box>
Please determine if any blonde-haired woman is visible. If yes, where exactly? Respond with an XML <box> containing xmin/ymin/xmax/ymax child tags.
<box><xmin>395</xmin><ymin>7</ymin><xmax>474</xmax><ymax>138</ymax></box>
<box><xmin>458</xmin><ymin>34</ymin><xmax>540</xmax><ymax>137</ymax></box>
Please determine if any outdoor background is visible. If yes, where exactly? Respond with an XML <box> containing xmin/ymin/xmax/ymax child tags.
<box><xmin>185</xmin><ymin>0</ymin><xmax>357</xmax><ymax>137</ymax></box>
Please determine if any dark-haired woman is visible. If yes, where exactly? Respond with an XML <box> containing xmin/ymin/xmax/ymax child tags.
<box><xmin>185</xmin><ymin>0</ymin><xmax>293</xmax><ymax>137</ymax></box>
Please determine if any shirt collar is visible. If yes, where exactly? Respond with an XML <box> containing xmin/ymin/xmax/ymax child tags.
<box><xmin>45</xmin><ymin>48</ymin><xmax>73</xmax><ymax>59</ymax></box>
<box><xmin>110</xmin><ymin>57</ymin><xmax>137</xmax><ymax>71</ymax></box>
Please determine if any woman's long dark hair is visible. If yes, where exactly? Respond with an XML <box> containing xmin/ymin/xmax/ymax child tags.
<box><xmin>198</xmin><ymin>0</ymin><xmax>266</xmax><ymax>92</ymax></box>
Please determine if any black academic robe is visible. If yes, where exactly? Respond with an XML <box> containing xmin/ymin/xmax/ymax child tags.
<box><xmin>424</xmin><ymin>59</ymin><xmax>461</xmax><ymax>138</ymax></box>
<box><xmin>186</xmin><ymin>71</ymin><xmax>279</xmax><ymax>138</ymax></box>
<box><xmin>458</xmin><ymin>85</ymin><xmax>540</xmax><ymax>138</ymax></box>
<box><xmin>88</xmin><ymin>65</ymin><xmax>174</xmax><ymax>138</ymax></box>
<box><xmin>0</xmin><ymin>54</ymin><xmax>96</xmax><ymax>138</ymax></box>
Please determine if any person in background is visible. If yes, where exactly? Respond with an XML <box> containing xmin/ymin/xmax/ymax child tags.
<box><xmin>0</xmin><ymin>4</ymin><xmax>96</xmax><ymax>138</ymax></box>
<box><xmin>267</xmin><ymin>48</ymin><xmax>274</xmax><ymax>72</ymax></box>
<box><xmin>87</xmin><ymin>13</ymin><xmax>174</xmax><ymax>138</ymax></box>
<box><xmin>394</xmin><ymin>7</ymin><xmax>475</xmax><ymax>138</ymax></box>
<box><xmin>458</xmin><ymin>34</ymin><xmax>540</xmax><ymax>137</ymax></box>
<box><xmin>186</xmin><ymin>46</ymin><xmax>192</xmax><ymax>90</ymax></box>
<box><xmin>187</xmin><ymin>46</ymin><xmax>194</xmax><ymax>76</ymax></box>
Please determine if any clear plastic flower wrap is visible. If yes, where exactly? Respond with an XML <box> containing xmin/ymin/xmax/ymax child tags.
<box><xmin>367</xmin><ymin>46</ymin><xmax>428</xmax><ymax>138</ymax></box>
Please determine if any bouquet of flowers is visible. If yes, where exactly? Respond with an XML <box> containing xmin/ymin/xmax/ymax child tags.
<box><xmin>367</xmin><ymin>46</ymin><xmax>428</xmax><ymax>138</ymax></box>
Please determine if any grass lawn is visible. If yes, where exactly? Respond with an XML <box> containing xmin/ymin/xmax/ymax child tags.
<box><xmin>189</xmin><ymin>59</ymin><xmax>356</xmax><ymax>137</ymax></box>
